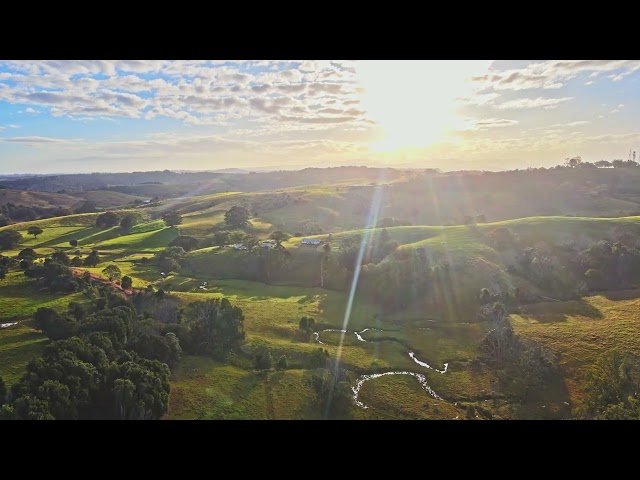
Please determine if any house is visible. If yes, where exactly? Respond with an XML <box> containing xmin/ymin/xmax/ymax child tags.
<box><xmin>233</xmin><ymin>243</ymin><xmax>247</xmax><ymax>250</ymax></box>
<box><xmin>301</xmin><ymin>238</ymin><xmax>321</xmax><ymax>245</ymax></box>
<box><xmin>260</xmin><ymin>240</ymin><xmax>274</xmax><ymax>248</ymax></box>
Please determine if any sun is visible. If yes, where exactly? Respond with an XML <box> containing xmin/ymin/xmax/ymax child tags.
<box><xmin>355</xmin><ymin>60</ymin><xmax>492</xmax><ymax>153</ymax></box>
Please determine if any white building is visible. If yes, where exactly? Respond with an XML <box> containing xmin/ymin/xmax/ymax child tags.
<box><xmin>301</xmin><ymin>238</ymin><xmax>321</xmax><ymax>245</ymax></box>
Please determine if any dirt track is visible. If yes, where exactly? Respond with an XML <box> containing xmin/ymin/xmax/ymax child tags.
<box><xmin>70</xmin><ymin>268</ymin><xmax>143</xmax><ymax>296</ymax></box>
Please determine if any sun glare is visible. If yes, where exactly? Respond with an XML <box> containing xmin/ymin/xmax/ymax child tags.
<box><xmin>356</xmin><ymin>60</ymin><xmax>492</xmax><ymax>153</ymax></box>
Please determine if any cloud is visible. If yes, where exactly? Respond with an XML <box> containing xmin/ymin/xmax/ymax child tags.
<box><xmin>473</xmin><ymin>60</ymin><xmax>640</xmax><ymax>91</ymax></box>
<box><xmin>0</xmin><ymin>60</ymin><xmax>365</xmax><ymax>133</ymax></box>
<box><xmin>2</xmin><ymin>136</ymin><xmax>73</xmax><ymax>144</ymax></box>
<box><xmin>494</xmin><ymin>96</ymin><xmax>573</xmax><ymax>109</ymax></box>
<box><xmin>474</xmin><ymin>118</ymin><xmax>519</xmax><ymax>128</ymax></box>
<box><xmin>550</xmin><ymin>120</ymin><xmax>590</xmax><ymax>127</ymax></box>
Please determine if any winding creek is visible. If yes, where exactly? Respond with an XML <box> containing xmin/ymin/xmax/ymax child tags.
<box><xmin>312</xmin><ymin>328</ymin><xmax>450</xmax><ymax>409</ymax></box>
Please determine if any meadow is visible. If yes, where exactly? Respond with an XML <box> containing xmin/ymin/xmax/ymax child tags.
<box><xmin>4</xmin><ymin>169</ymin><xmax>640</xmax><ymax>419</ymax></box>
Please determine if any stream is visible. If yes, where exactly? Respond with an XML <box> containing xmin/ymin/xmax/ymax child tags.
<box><xmin>313</xmin><ymin>328</ymin><xmax>449</xmax><ymax>409</ymax></box>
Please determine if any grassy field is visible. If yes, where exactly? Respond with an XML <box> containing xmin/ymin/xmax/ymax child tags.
<box><xmin>0</xmin><ymin>271</ymin><xmax>84</xmax><ymax>319</ymax></box>
<box><xmin>0</xmin><ymin>323</ymin><xmax>47</xmax><ymax>386</ymax></box>
<box><xmin>512</xmin><ymin>290</ymin><xmax>640</xmax><ymax>412</ymax></box>
<box><xmin>5</xmin><ymin>184</ymin><xmax>640</xmax><ymax>419</ymax></box>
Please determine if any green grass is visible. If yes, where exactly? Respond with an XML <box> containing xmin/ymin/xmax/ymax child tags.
<box><xmin>95</xmin><ymin>226</ymin><xmax>178</xmax><ymax>252</ymax></box>
<box><xmin>167</xmin><ymin>356</ymin><xmax>315</xmax><ymax>419</ymax></box>
<box><xmin>0</xmin><ymin>323</ymin><xmax>47</xmax><ymax>386</ymax></box>
<box><xmin>512</xmin><ymin>290</ymin><xmax>640</xmax><ymax>410</ymax></box>
<box><xmin>0</xmin><ymin>271</ymin><xmax>84</xmax><ymax>319</ymax></box>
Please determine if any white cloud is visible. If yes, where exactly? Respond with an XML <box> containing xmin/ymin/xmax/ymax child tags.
<box><xmin>494</xmin><ymin>96</ymin><xmax>573</xmax><ymax>110</ymax></box>
<box><xmin>0</xmin><ymin>60</ymin><xmax>365</xmax><ymax>132</ymax></box>
<box><xmin>550</xmin><ymin>120</ymin><xmax>590</xmax><ymax>127</ymax></box>
<box><xmin>473</xmin><ymin>60</ymin><xmax>640</xmax><ymax>91</ymax></box>
<box><xmin>2</xmin><ymin>136</ymin><xmax>73</xmax><ymax>145</ymax></box>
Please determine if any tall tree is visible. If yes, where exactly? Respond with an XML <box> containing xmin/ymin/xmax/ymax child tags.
<box><xmin>27</xmin><ymin>226</ymin><xmax>43</xmax><ymax>239</ymax></box>
<box><xmin>184</xmin><ymin>298</ymin><xmax>245</xmax><ymax>359</ymax></box>
<box><xmin>213</xmin><ymin>230</ymin><xmax>230</xmax><ymax>248</ymax></box>
<box><xmin>83</xmin><ymin>250</ymin><xmax>100</xmax><ymax>267</ymax></box>
<box><xmin>320</xmin><ymin>243</ymin><xmax>331</xmax><ymax>288</ymax></box>
<box><xmin>96</xmin><ymin>212</ymin><xmax>119</xmax><ymax>228</ymax></box>
<box><xmin>224</xmin><ymin>206</ymin><xmax>251</xmax><ymax>229</ymax></box>
<box><xmin>162</xmin><ymin>211</ymin><xmax>182</xmax><ymax>227</ymax></box>
<box><xmin>260</xmin><ymin>245</ymin><xmax>291</xmax><ymax>283</ymax></box>
<box><xmin>269</xmin><ymin>231</ymin><xmax>290</xmax><ymax>247</ymax></box>
<box><xmin>241</xmin><ymin>234</ymin><xmax>260</xmax><ymax>254</ymax></box>
<box><xmin>0</xmin><ymin>230</ymin><xmax>22</xmax><ymax>250</ymax></box>
<box><xmin>102</xmin><ymin>264</ymin><xmax>122</xmax><ymax>282</ymax></box>
<box><xmin>119</xmin><ymin>213</ymin><xmax>138</xmax><ymax>231</ymax></box>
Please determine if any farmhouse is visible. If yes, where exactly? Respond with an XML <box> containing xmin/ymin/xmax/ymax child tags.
<box><xmin>233</xmin><ymin>243</ymin><xmax>247</xmax><ymax>250</ymax></box>
<box><xmin>301</xmin><ymin>238</ymin><xmax>321</xmax><ymax>245</ymax></box>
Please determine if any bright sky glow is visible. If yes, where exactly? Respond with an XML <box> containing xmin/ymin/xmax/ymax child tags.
<box><xmin>1</xmin><ymin>60</ymin><xmax>640</xmax><ymax>173</ymax></box>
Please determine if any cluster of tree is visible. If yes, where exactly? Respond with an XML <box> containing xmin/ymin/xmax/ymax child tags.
<box><xmin>0</xmin><ymin>229</ymin><xmax>22</xmax><ymax>250</ymax></box>
<box><xmin>168</xmin><ymin>235</ymin><xmax>199</xmax><ymax>252</ymax></box>
<box><xmin>561</xmin><ymin>156</ymin><xmax>640</xmax><ymax>169</ymax></box>
<box><xmin>0</xmin><ymin>254</ymin><xmax>16</xmax><ymax>280</ymax></box>
<box><xmin>154</xmin><ymin>246</ymin><xmax>186</xmax><ymax>273</ymax></box>
<box><xmin>579</xmin><ymin>240</ymin><xmax>640</xmax><ymax>291</ymax></box>
<box><xmin>577</xmin><ymin>349</ymin><xmax>640</xmax><ymax>419</ymax></box>
<box><xmin>307</xmin><ymin>365</ymin><xmax>353</xmax><ymax>419</ymax></box>
<box><xmin>357</xmin><ymin>246</ymin><xmax>433</xmax><ymax>313</ymax></box>
<box><xmin>297</xmin><ymin>316</ymin><xmax>317</xmax><ymax>341</ymax></box>
<box><xmin>224</xmin><ymin>206</ymin><xmax>251</xmax><ymax>230</ymax></box>
<box><xmin>1</xmin><ymin>300</ymin><xmax>173</xmax><ymax>420</ymax></box>
<box><xmin>180</xmin><ymin>298</ymin><xmax>246</xmax><ymax>359</ymax></box>
<box><xmin>0</xmin><ymin>203</ymin><xmax>71</xmax><ymax>225</ymax></box>
<box><xmin>478</xmin><ymin>302</ymin><xmax>559</xmax><ymax>401</ymax></box>
<box><xmin>24</xmin><ymin>257</ymin><xmax>79</xmax><ymax>293</ymax></box>
<box><xmin>162</xmin><ymin>211</ymin><xmax>182</xmax><ymax>227</ymax></box>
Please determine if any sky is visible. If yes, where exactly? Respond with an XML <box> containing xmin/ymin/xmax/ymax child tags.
<box><xmin>1</xmin><ymin>59</ymin><xmax>640</xmax><ymax>174</ymax></box>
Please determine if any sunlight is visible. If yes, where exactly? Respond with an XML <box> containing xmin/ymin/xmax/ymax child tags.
<box><xmin>356</xmin><ymin>61</ymin><xmax>491</xmax><ymax>152</ymax></box>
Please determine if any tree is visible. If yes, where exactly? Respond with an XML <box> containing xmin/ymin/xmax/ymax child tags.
<box><xmin>595</xmin><ymin>160</ymin><xmax>612</xmax><ymax>168</ymax></box>
<box><xmin>168</xmin><ymin>235</ymin><xmax>199</xmax><ymax>252</ymax></box>
<box><xmin>260</xmin><ymin>245</ymin><xmax>291</xmax><ymax>283</ymax></box>
<box><xmin>102</xmin><ymin>264</ymin><xmax>122</xmax><ymax>282</ymax></box>
<box><xmin>162</xmin><ymin>211</ymin><xmax>182</xmax><ymax>227</ymax></box>
<box><xmin>119</xmin><ymin>213</ymin><xmax>138</xmax><ymax>231</ymax></box>
<box><xmin>276</xmin><ymin>355</ymin><xmax>288</xmax><ymax>370</ymax></box>
<box><xmin>565</xmin><ymin>156</ymin><xmax>582</xmax><ymax>168</ymax></box>
<box><xmin>0</xmin><ymin>230</ymin><xmax>22</xmax><ymax>250</ymax></box>
<box><xmin>241</xmin><ymin>234</ymin><xmax>260</xmax><ymax>253</ymax></box>
<box><xmin>224</xmin><ymin>206</ymin><xmax>251</xmax><ymax>229</ymax></box>
<box><xmin>308</xmin><ymin>367</ymin><xmax>353</xmax><ymax>419</ymax></box>
<box><xmin>84</xmin><ymin>250</ymin><xmax>100</xmax><ymax>267</ymax></box>
<box><xmin>27</xmin><ymin>226</ymin><xmax>43</xmax><ymax>239</ymax></box>
<box><xmin>96</xmin><ymin>212</ymin><xmax>119</xmax><ymax>228</ymax></box>
<box><xmin>183</xmin><ymin>298</ymin><xmax>245</xmax><ymax>359</ymax></box>
<box><xmin>254</xmin><ymin>348</ymin><xmax>273</xmax><ymax>370</ymax></box>
<box><xmin>578</xmin><ymin>349</ymin><xmax>640</xmax><ymax>419</ymax></box>
<box><xmin>51</xmin><ymin>250</ymin><xmax>71</xmax><ymax>266</ymax></box>
<box><xmin>0</xmin><ymin>376</ymin><xmax>5</xmax><ymax>406</ymax></box>
<box><xmin>0</xmin><ymin>265</ymin><xmax>7</xmax><ymax>281</ymax></box>
<box><xmin>213</xmin><ymin>231</ymin><xmax>230</xmax><ymax>248</ymax></box>
<box><xmin>320</xmin><ymin>243</ymin><xmax>331</xmax><ymax>288</ymax></box>
<box><xmin>269</xmin><ymin>231</ymin><xmax>290</xmax><ymax>247</ymax></box>
<box><xmin>479</xmin><ymin>288</ymin><xmax>492</xmax><ymax>304</ymax></box>
<box><xmin>18</xmin><ymin>248</ymin><xmax>37</xmax><ymax>262</ymax></box>
<box><xmin>69</xmin><ymin>239</ymin><xmax>78</xmax><ymax>248</ymax></box>
<box><xmin>121</xmin><ymin>275</ymin><xmax>133</xmax><ymax>290</ymax></box>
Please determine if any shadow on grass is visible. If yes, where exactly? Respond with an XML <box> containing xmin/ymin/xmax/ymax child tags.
<box><xmin>599</xmin><ymin>288</ymin><xmax>640</xmax><ymax>301</ymax></box>
<box><xmin>517</xmin><ymin>298</ymin><xmax>603</xmax><ymax>323</ymax></box>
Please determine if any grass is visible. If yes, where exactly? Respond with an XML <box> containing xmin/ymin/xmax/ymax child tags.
<box><xmin>0</xmin><ymin>323</ymin><xmax>47</xmax><ymax>386</ymax></box>
<box><xmin>166</xmin><ymin>356</ymin><xmax>314</xmax><ymax>420</ymax></box>
<box><xmin>512</xmin><ymin>290</ymin><xmax>640</xmax><ymax>410</ymax></box>
<box><xmin>6</xmin><ymin>192</ymin><xmax>640</xmax><ymax>419</ymax></box>
<box><xmin>0</xmin><ymin>271</ymin><xmax>84</xmax><ymax>319</ymax></box>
